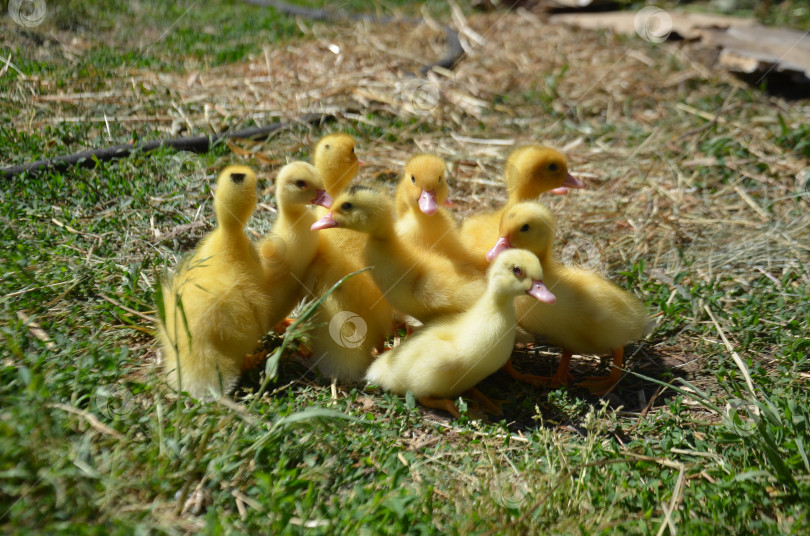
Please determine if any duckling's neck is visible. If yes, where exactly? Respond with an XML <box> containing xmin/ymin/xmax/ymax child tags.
<box><xmin>366</xmin><ymin>208</ymin><xmax>396</xmax><ymax>240</ymax></box>
<box><xmin>208</xmin><ymin>220</ymin><xmax>253</xmax><ymax>261</ymax></box>
<box><xmin>475</xmin><ymin>283</ymin><xmax>520</xmax><ymax>326</ymax></box>
<box><xmin>485</xmin><ymin>289</ymin><xmax>511</xmax><ymax>310</ymax></box>
<box><xmin>216</xmin><ymin>213</ymin><xmax>250</xmax><ymax>237</ymax></box>
<box><xmin>277</xmin><ymin>202</ymin><xmax>313</xmax><ymax>231</ymax></box>
<box><xmin>366</xmin><ymin>212</ymin><xmax>411</xmax><ymax>256</ymax></box>
<box><xmin>323</xmin><ymin>169</ymin><xmax>354</xmax><ymax>198</ymax></box>
<box><xmin>536</xmin><ymin>248</ymin><xmax>561</xmax><ymax>279</ymax></box>
<box><xmin>275</xmin><ymin>203</ymin><xmax>318</xmax><ymax>268</ymax></box>
<box><xmin>508</xmin><ymin>182</ymin><xmax>536</xmax><ymax>204</ymax></box>
<box><xmin>483</xmin><ymin>277</ymin><xmax>515</xmax><ymax>305</ymax></box>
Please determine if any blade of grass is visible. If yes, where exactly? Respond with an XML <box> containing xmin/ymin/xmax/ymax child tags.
<box><xmin>625</xmin><ymin>369</ymin><xmax>724</xmax><ymax>414</ymax></box>
<box><xmin>247</xmin><ymin>408</ymin><xmax>363</xmax><ymax>455</ymax></box>
<box><xmin>252</xmin><ymin>267</ymin><xmax>372</xmax><ymax>401</ymax></box>
<box><xmin>705</xmin><ymin>305</ymin><xmax>756</xmax><ymax>396</ymax></box>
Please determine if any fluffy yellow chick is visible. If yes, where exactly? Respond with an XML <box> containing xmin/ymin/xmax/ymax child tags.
<box><xmin>312</xmin><ymin>186</ymin><xmax>484</xmax><ymax>323</ymax></box>
<box><xmin>258</xmin><ymin>161</ymin><xmax>332</xmax><ymax>329</ymax></box>
<box><xmin>460</xmin><ymin>146</ymin><xmax>585</xmax><ymax>270</ymax></box>
<box><xmin>365</xmin><ymin>248</ymin><xmax>556</xmax><ymax>418</ymax></box>
<box><xmin>313</xmin><ymin>133</ymin><xmax>362</xmax><ymax>198</ymax></box>
<box><xmin>487</xmin><ymin>202</ymin><xmax>649</xmax><ymax>394</ymax></box>
<box><xmin>158</xmin><ymin>166</ymin><xmax>271</xmax><ymax>398</ymax></box>
<box><xmin>300</xmin><ymin>134</ymin><xmax>394</xmax><ymax>382</ymax></box>
<box><xmin>311</xmin><ymin>132</ymin><xmax>367</xmax><ymax>264</ymax></box>
<box><xmin>301</xmin><ymin>234</ymin><xmax>395</xmax><ymax>382</ymax></box>
<box><xmin>395</xmin><ymin>154</ymin><xmax>480</xmax><ymax>268</ymax></box>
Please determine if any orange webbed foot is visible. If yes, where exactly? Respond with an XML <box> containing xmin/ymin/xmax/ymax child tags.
<box><xmin>502</xmin><ymin>353</ymin><xmax>573</xmax><ymax>388</ymax></box>
<box><xmin>575</xmin><ymin>373</ymin><xmax>621</xmax><ymax>395</ymax></box>
<box><xmin>575</xmin><ymin>348</ymin><xmax>624</xmax><ymax>395</ymax></box>
<box><xmin>464</xmin><ymin>387</ymin><xmax>506</xmax><ymax>416</ymax></box>
<box><xmin>242</xmin><ymin>349</ymin><xmax>269</xmax><ymax>372</ymax></box>
<box><xmin>272</xmin><ymin>317</ymin><xmax>295</xmax><ymax>334</ymax></box>
<box><xmin>418</xmin><ymin>396</ymin><xmax>462</xmax><ymax>418</ymax></box>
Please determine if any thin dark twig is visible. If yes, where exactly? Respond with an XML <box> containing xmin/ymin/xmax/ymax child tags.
<box><xmin>0</xmin><ymin>113</ymin><xmax>334</xmax><ymax>179</ymax></box>
<box><xmin>2</xmin><ymin>2</ymin><xmax>464</xmax><ymax>180</ymax></box>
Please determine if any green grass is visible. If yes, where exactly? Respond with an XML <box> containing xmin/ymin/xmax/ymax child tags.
<box><xmin>2</xmin><ymin>0</ymin><xmax>810</xmax><ymax>534</ymax></box>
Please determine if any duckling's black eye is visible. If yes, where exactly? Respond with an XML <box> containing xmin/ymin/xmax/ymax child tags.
<box><xmin>411</xmin><ymin>175</ymin><xmax>416</xmax><ymax>184</ymax></box>
<box><xmin>295</xmin><ymin>179</ymin><xmax>307</xmax><ymax>188</ymax></box>
<box><xmin>520</xmin><ymin>224</ymin><xmax>530</xmax><ymax>232</ymax></box>
<box><xmin>324</xmin><ymin>144</ymin><xmax>331</xmax><ymax>150</ymax></box>
<box><xmin>512</xmin><ymin>266</ymin><xmax>524</xmax><ymax>278</ymax></box>
<box><xmin>351</xmin><ymin>147</ymin><xmax>355</xmax><ymax>153</ymax></box>
<box><xmin>341</xmin><ymin>202</ymin><xmax>353</xmax><ymax>210</ymax></box>
<box><xmin>438</xmin><ymin>176</ymin><xmax>442</xmax><ymax>183</ymax></box>
<box><xmin>548</xmin><ymin>163</ymin><xmax>559</xmax><ymax>172</ymax></box>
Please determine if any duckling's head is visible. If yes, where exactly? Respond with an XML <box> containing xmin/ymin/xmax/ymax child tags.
<box><xmin>310</xmin><ymin>185</ymin><xmax>391</xmax><ymax>235</ymax></box>
<box><xmin>504</xmin><ymin>145</ymin><xmax>584</xmax><ymax>201</ymax></box>
<box><xmin>487</xmin><ymin>248</ymin><xmax>556</xmax><ymax>303</ymax></box>
<box><xmin>214</xmin><ymin>165</ymin><xmax>258</xmax><ymax>229</ymax></box>
<box><xmin>401</xmin><ymin>154</ymin><xmax>448</xmax><ymax>216</ymax></box>
<box><xmin>313</xmin><ymin>133</ymin><xmax>362</xmax><ymax>196</ymax></box>
<box><xmin>486</xmin><ymin>202</ymin><xmax>555</xmax><ymax>262</ymax></box>
<box><xmin>275</xmin><ymin>161</ymin><xmax>332</xmax><ymax>209</ymax></box>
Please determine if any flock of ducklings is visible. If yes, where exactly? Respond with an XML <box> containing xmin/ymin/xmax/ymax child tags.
<box><xmin>157</xmin><ymin>133</ymin><xmax>650</xmax><ymax>417</ymax></box>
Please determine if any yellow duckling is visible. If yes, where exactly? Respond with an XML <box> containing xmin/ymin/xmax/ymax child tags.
<box><xmin>298</xmin><ymin>134</ymin><xmax>394</xmax><ymax>382</ymax></box>
<box><xmin>312</xmin><ymin>186</ymin><xmax>484</xmax><ymax>323</ymax></box>
<box><xmin>158</xmin><ymin>166</ymin><xmax>271</xmax><ymax>398</ymax></box>
<box><xmin>301</xmin><ymin>235</ymin><xmax>395</xmax><ymax>382</ymax></box>
<box><xmin>486</xmin><ymin>202</ymin><xmax>649</xmax><ymax>394</ymax></box>
<box><xmin>311</xmin><ymin>132</ymin><xmax>367</xmax><ymax>263</ymax></box>
<box><xmin>365</xmin><ymin>248</ymin><xmax>556</xmax><ymax>418</ymax></box>
<box><xmin>258</xmin><ymin>161</ymin><xmax>332</xmax><ymax>329</ymax></box>
<box><xmin>394</xmin><ymin>154</ymin><xmax>480</xmax><ymax>267</ymax></box>
<box><xmin>313</xmin><ymin>132</ymin><xmax>362</xmax><ymax>198</ymax></box>
<box><xmin>460</xmin><ymin>145</ymin><xmax>585</xmax><ymax>270</ymax></box>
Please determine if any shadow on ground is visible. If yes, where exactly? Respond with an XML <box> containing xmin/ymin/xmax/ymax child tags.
<box><xmin>470</xmin><ymin>337</ymin><xmax>708</xmax><ymax>435</ymax></box>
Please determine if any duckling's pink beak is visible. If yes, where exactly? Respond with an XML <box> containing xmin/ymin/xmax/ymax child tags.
<box><xmin>357</xmin><ymin>159</ymin><xmax>366</xmax><ymax>166</ymax></box>
<box><xmin>418</xmin><ymin>189</ymin><xmax>438</xmax><ymax>215</ymax></box>
<box><xmin>486</xmin><ymin>236</ymin><xmax>512</xmax><ymax>262</ymax></box>
<box><xmin>312</xmin><ymin>189</ymin><xmax>333</xmax><ymax>209</ymax></box>
<box><xmin>564</xmin><ymin>173</ymin><xmax>585</xmax><ymax>189</ymax></box>
<box><xmin>527</xmin><ymin>280</ymin><xmax>556</xmax><ymax>304</ymax></box>
<box><xmin>550</xmin><ymin>173</ymin><xmax>586</xmax><ymax>195</ymax></box>
<box><xmin>311</xmin><ymin>212</ymin><xmax>338</xmax><ymax>231</ymax></box>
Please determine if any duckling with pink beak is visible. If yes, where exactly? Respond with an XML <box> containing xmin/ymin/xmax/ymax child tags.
<box><xmin>488</xmin><ymin>201</ymin><xmax>649</xmax><ymax>394</ymax></box>
<box><xmin>394</xmin><ymin>154</ymin><xmax>482</xmax><ymax>269</ymax></box>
